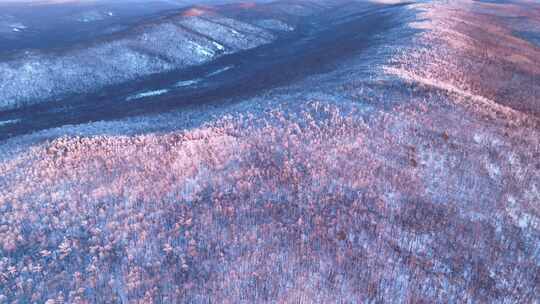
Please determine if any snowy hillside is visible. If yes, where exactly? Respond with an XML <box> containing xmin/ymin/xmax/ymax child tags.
<box><xmin>0</xmin><ymin>0</ymin><xmax>539</xmax><ymax>303</ymax></box>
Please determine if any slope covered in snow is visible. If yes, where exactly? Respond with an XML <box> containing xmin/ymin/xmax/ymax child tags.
<box><xmin>0</xmin><ymin>4</ymin><xmax>286</xmax><ymax>111</ymax></box>
<box><xmin>0</xmin><ymin>0</ymin><xmax>539</xmax><ymax>303</ymax></box>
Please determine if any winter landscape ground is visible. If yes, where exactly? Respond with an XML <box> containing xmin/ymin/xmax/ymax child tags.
<box><xmin>0</xmin><ymin>0</ymin><xmax>540</xmax><ymax>303</ymax></box>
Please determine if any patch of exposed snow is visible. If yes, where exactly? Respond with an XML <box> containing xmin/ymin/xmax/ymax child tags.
<box><xmin>76</xmin><ymin>10</ymin><xmax>114</xmax><ymax>23</ymax></box>
<box><xmin>207</xmin><ymin>65</ymin><xmax>233</xmax><ymax>77</ymax></box>
<box><xmin>0</xmin><ymin>119</ymin><xmax>20</xmax><ymax>127</ymax></box>
<box><xmin>126</xmin><ymin>89</ymin><xmax>169</xmax><ymax>101</ymax></box>
<box><xmin>189</xmin><ymin>41</ymin><xmax>214</xmax><ymax>57</ymax></box>
<box><xmin>506</xmin><ymin>196</ymin><xmax>540</xmax><ymax>230</ymax></box>
<box><xmin>485</xmin><ymin>161</ymin><xmax>501</xmax><ymax>180</ymax></box>
<box><xmin>473</xmin><ymin>133</ymin><xmax>483</xmax><ymax>144</ymax></box>
<box><xmin>212</xmin><ymin>41</ymin><xmax>225</xmax><ymax>51</ymax></box>
<box><xmin>11</xmin><ymin>22</ymin><xmax>27</xmax><ymax>30</ymax></box>
<box><xmin>256</xmin><ymin>19</ymin><xmax>294</xmax><ymax>32</ymax></box>
<box><xmin>175</xmin><ymin>79</ymin><xmax>201</xmax><ymax>87</ymax></box>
